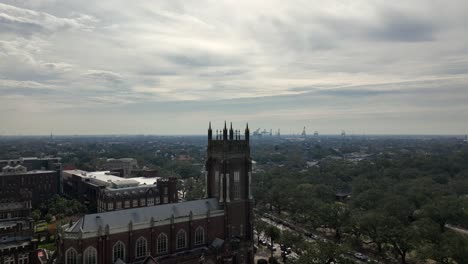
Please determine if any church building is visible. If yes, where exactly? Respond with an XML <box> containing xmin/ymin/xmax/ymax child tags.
<box><xmin>57</xmin><ymin>122</ymin><xmax>254</xmax><ymax>264</ymax></box>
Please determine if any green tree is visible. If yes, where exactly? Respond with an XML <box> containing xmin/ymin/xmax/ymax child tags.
<box><xmin>32</xmin><ymin>209</ymin><xmax>41</xmax><ymax>222</ymax></box>
<box><xmin>356</xmin><ymin>211</ymin><xmax>388</xmax><ymax>254</ymax></box>
<box><xmin>382</xmin><ymin>217</ymin><xmax>418</xmax><ymax>264</ymax></box>
<box><xmin>280</xmin><ymin>230</ymin><xmax>305</xmax><ymax>252</ymax></box>
<box><xmin>254</xmin><ymin>218</ymin><xmax>267</xmax><ymax>246</ymax></box>
<box><xmin>265</xmin><ymin>225</ymin><xmax>281</xmax><ymax>258</ymax></box>
<box><xmin>296</xmin><ymin>241</ymin><xmax>352</xmax><ymax>264</ymax></box>
<box><xmin>422</xmin><ymin>196</ymin><xmax>464</xmax><ymax>232</ymax></box>
<box><xmin>318</xmin><ymin>202</ymin><xmax>350</xmax><ymax>241</ymax></box>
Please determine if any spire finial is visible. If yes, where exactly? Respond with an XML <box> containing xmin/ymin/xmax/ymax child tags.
<box><xmin>245</xmin><ymin>123</ymin><xmax>250</xmax><ymax>143</ymax></box>
<box><xmin>229</xmin><ymin>122</ymin><xmax>234</xmax><ymax>140</ymax></box>
<box><xmin>223</xmin><ymin>121</ymin><xmax>228</xmax><ymax>140</ymax></box>
<box><xmin>208</xmin><ymin>122</ymin><xmax>212</xmax><ymax>141</ymax></box>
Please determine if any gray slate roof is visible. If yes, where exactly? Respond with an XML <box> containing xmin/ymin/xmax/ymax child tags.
<box><xmin>67</xmin><ymin>198</ymin><xmax>221</xmax><ymax>233</ymax></box>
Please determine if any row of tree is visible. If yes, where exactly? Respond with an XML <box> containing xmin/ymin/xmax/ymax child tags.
<box><xmin>252</xmin><ymin>139</ymin><xmax>468</xmax><ymax>263</ymax></box>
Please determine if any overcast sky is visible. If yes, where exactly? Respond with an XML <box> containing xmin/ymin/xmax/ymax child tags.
<box><xmin>1</xmin><ymin>0</ymin><xmax>467</xmax><ymax>135</ymax></box>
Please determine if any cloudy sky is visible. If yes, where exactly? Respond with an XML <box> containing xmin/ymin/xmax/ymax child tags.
<box><xmin>1</xmin><ymin>0</ymin><xmax>467</xmax><ymax>135</ymax></box>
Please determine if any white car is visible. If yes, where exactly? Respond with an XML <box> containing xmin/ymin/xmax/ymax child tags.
<box><xmin>354</xmin><ymin>252</ymin><xmax>369</xmax><ymax>261</ymax></box>
<box><xmin>267</xmin><ymin>243</ymin><xmax>277</xmax><ymax>251</ymax></box>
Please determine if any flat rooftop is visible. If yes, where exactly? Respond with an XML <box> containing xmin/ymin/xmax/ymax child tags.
<box><xmin>63</xmin><ymin>170</ymin><xmax>160</xmax><ymax>189</ymax></box>
<box><xmin>0</xmin><ymin>170</ymin><xmax>55</xmax><ymax>176</ymax></box>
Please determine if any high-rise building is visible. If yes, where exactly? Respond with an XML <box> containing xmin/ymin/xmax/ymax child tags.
<box><xmin>0</xmin><ymin>189</ymin><xmax>37</xmax><ymax>264</ymax></box>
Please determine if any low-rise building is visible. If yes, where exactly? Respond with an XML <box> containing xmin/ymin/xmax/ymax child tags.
<box><xmin>0</xmin><ymin>157</ymin><xmax>62</xmax><ymax>194</ymax></box>
<box><xmin>63</xmin><ymin>170</ymin><xmax>177</xmax><ymax>213</ymax></box>
<box><xmin>0</xmin><ymin>166</ymin><xmax>59</xmax><ymax>207</ymax></box>
<box><xmin>104</xmin><ymin>158</ymin><xmax>138</xmax><ymax>178</ymax></box>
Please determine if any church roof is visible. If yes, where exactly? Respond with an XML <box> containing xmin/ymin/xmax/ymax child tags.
<box><xmin>67</xmin><ymin>198</ymin><xmax>221</xmax><ymax>233</ymax></box>
<box><xmin>142</xmin><ymin>256</ymin><xmax>159</xmax><ymax>264</ymax></box>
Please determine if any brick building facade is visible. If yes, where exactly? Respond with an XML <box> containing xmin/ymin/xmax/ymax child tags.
<box><xmin>0</xmin><ymin>166</ymin><xmax>59</xmax><ymax>207</ymax></box>
<box><xmin>57</xmin><ymin>122</ymin><xmax>254</xmax><ymax>264</ymax></box>
<box><xmin>97</xmin><ymin>178</ymin><xmax>178</xmax><ymax>213</ymax></box>
<box><xmin>0</xmin><ymin>189</ymin><xmax>37</xmax><ymax>264</ymax></box>
<box><xmin>0</xmin><ymin>157</ymin><xmax>62</xmax><ymax>195</ymax></box>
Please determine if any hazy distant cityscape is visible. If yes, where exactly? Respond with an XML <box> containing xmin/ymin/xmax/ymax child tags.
<box><xmin>2</xmin><ymin>0</ymin><xmax>468</xmax><ymax>263</ymax></box>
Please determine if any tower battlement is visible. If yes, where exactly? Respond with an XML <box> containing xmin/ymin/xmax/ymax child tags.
<box><xmin>207</xmin><ymin>121</ymin><xmax>250</xmax><ymax>156</ymax></box>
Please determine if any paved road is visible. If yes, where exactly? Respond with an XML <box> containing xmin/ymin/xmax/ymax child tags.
<box><xmin>446</xmin><ymin>224</ymin><xmax>468</xmax><ymax>235</ymax></box>
<box><xmin>259</xmin><ymin>215</ymin><xmax>382</xmax><ymax>264</ymax></box>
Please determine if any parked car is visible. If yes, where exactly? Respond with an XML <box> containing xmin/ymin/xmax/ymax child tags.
<box><xmin>285</xmin><ymin>252</ymin><xmax>299</xmax><ymax>261</ymax></box>
<box><xmin>306</xmin><ymin>232</ymin><xmax>319</xmax><ymax>240</ymax></box>
<box><xmin>267</xmin><ymin>242</ymin><xmax>277</xmax><ymax>251</ymax></box>
<box><xmin>354</xmin><ymin>252</ymin><xmax>369</xmax><ymax>261</ymax></box>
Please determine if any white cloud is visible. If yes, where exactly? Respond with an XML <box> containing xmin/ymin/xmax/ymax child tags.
<box><xmin>0</xmin><ymin>0</ymin><xmax>467</xmax><ymax>134</ymax></box>
<box><xmin>0</xmin><ymin>3</ymin><xmax>96</xmax><ymax>34</ymax></box>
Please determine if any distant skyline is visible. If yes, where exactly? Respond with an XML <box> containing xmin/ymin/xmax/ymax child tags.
<box><xmin>1</xmin><ymin>1</ymin><xmax>468</xmax><ymax>135</ymax></box>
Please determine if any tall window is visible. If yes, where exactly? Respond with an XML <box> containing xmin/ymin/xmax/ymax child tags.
<box><xmin>108</xmin><ymin>202</ymin><xmax>114</xmax><ymax>211</ymax></box>
<box><xmin>147</xmin><ymin>197</ymin><xmax>154</xmax><ymax>206</ymax></box>
<box><xmin>135</xmin><ymin>237</ymin><xmax>147</xmax><ymax>258</ymax></box>
<box><xmin>156</xmin><ymin>233</ymin><xmax>168</xmax><ymax>254</ymax></box>
<box><xmin>140</xmin><ymin>198</ymin><xmax>146</xmax><ymax>206</ymax></box>
<box><xmin>234</xmin><ymin>171</ymin><xmax>241</xmax><ymax>199</ymax></box>
<box><xmin>18</xmin><ymin>253</ymin><xmax>29</xmax><ymax>264</ymax></box>
<box><xmin>214</xmin><ymin>171</ymin><xmax>219</xmax><ymax>196</ymax></box>
<box><xmin>4</xmin><ymin>256</ymin><xmax>14</xmax><ymax>264</ymax></box>
<box><xmin>116</xmin><ymin>201</ymin><xmax>122</xmax><ymax>210</ymax></box>
<box><xmin>113</xmin><ymin>241</ymin><xmax>125</xmax><ymax>263</ymax></box>
<box><xmin>176</xmin><ymin>229</ymin><xmax>187</xmax><ymax>250</ymax></box>
<box><xmin>124</xmin><ymin>200</ymin><xmax>130</xmax><ymax>208</ymax></box>
<box><xmin>132</xmin><ymin>199</ymin><xmax>138</xmax><ymax>207</ymax></box>
<box><xmin>155</xmin><ymin>196</ymin><xmax>160</xmax><ymax>204</ymax></box>
<box><xmin>65</xmin><ymin>248</ymin><xmax>78</xmax><ymax>264</ymax></box>
<box><xmin>84</xmin><ymin>246</ymin><xmax>97</xmax><ymax>264</ymax></box>
<box><xmin>194</xmin><ymin>226</ymin><xmax>205</xmax><ymax>245</ymax></box>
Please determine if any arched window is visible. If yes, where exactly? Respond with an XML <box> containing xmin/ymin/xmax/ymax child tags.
<box><xmin>4</xmin><ymin>255</ymin><xmax>14</xmax><ymax>264</ymax></box>
<box><xmin>157</xmin><ymin>233</ymin><xmax>168</xmax><ymax>254</ymax></box>
<box><xmin>214</xmin><ymin>171</ymin><xmax>220</xmax><ymax>196</ymax></box>
<box><xmin>194</xmin><ymin>226</ymin><xmax>205</xmax><ymax>245</ymax></box>
<box><xmin>65</xmin><ymin>248</ymin><xmax>78</xmax><ymax>264</ymax></box>
<box><xmin>135</xmin><ymin>237</ymin><xmax>147</xmax><ymax>258</ymax></box>
<box><xmin>176</xmin><ymin>229</ymin><xmax>187</xmax><ymax>250</ymax></box>
<box><xmin>233</xmin><ymin>171</ymin><xmax>241</xmax><ymax>199</ymax></box>
<box><xmin>113</xmin><ymin>241</ymin><xmax>126</xmax><ymax>263</ymax></box>
<box><xmin>18</xmin><ymin>253</ymin><xmax>29</xmax><ymax>264</ymax></box>
<box><xmin>84</xmin><ymin>246</ymin><xmax>97</xmax><ymax>264</ymax></box>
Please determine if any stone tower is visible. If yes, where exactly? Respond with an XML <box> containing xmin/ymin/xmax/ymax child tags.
<box><xmin>205</xmin><ymin>121</ymin><xmax>254</xmax><ymax>263</ymax></box>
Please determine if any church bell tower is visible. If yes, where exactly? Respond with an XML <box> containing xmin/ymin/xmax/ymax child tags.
<box><xmin>205</xmin><ymin>121</ymin><xmax>254</xmax><ymax>262</ymax></box>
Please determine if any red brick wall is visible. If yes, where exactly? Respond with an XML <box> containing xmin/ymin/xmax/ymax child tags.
<box><xmin>60</xmin><ymin>215</ymin><xmax>225</xmax><ymax>264</ymax></box>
